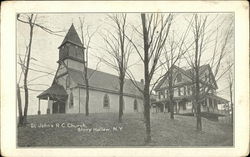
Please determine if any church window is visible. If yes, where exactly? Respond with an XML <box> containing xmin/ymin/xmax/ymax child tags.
<box><xmin>69</xmin><ymin>91</ymin><xmax>74</xmax><ymax>108</ymax></box>
<box><xmin>103</xmin><ymin>94</ymin><xmax>110</xmax><ymax>108</ymax></box>
<box><xmin>134</xmin><ymin>99</ymin><xmax>138</xmax><ymax>111</ymax></box>
<box><xmin>66</xmin><ymin>75</ymin><xmax>70</xmax><ymax>88</ymax></box>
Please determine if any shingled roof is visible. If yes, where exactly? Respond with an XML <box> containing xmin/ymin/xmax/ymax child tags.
<box><xmin>67</xmin><ymin>68</ymin><xmax>143</xmax><ymax>97</ymax></box>
<box><xmin>58</xmin><ymin>24</ymin><xmax>83</xmax><ymax>48</ymax></box>
<box><xmin>37</xmin><ymin>83</ymin><xmax>68</xmax><ymax>100</ymax></box>
<box><xmin>154</xmin><ymin>64</ymin><xmax>217</xmax><ymax>90</ymax></box>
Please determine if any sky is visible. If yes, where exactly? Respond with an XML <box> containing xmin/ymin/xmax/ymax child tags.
<box><xmin>17</xmin><ymin>13</ymin><xmax>234</xmax><ymax>115</ymax></box>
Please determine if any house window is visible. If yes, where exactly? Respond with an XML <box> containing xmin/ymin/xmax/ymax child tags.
<box><xmin>69</xmin><ymin>91</ymin><xmax>74</xmax><ymax>108</ymax></box>
<box><xmin>176</xmin><ymin>73</ymin><xmax>182</xmax><ymax>83</ymax></box>
<box><xmin>184</xmin><ymin>87</ymin><xmax>186</xmax><ymax>95</ymax></box>
<box><xmin>159</xmin><ymin>91</ymin><xmax>163</xmax><ymax>99</ymax></box>
<box><xmin>183</xmin><ymin>103</ymin><xmax>186</xmax><ymax>110</ymax></box>
<box><xmin>174</xmin><ymin>88</ymin><xmax>178</xmax><ymax>96</ymax></box>
<box><xmin>134</xmin><ymin>99</ymin><xmax>138</xmax><ymax>111</ymax></box>
<box><xmin>178</xmin><ymin>88</ymin><xmax>181</xmax><ymax>96</ymax></box>
<box><xmin>66</xmin><ymin>75</ymin><xmax>70</xmax><ymax>88</ymax></box>
<box><xmin>165</xmin><ymin>89</ymin><xmax>168</xmax><ymax>98</ymax></box>
<box><xmin>205</xmin><ymin>74</ymin><xmax>208</xmax><ymax>81</ymax></box>
<box><xmin>103</xmin><ymin>94</ymin><xmax>110</xmax><ymax>108</ymax></box>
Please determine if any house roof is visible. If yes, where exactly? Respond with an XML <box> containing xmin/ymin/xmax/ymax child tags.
<box><xmin>152</xmin><ymin>93</ymin><xmax>228</xmax><ymax>105</ymax></box>
<box><xmin>37</xmin><ymin>83</ymin><xmax>68</xmax><ymax>100</ymax></box>
<box><xmin>207</xmin><ymin>93</ymin><xmax>229</xmax><ymax>104</ymax></box>
<box><xmin>58</xmin><ymin>24</ymin><xmax>84</xmax><ymax>48</ymax></box>
<box><xmin>67</xmin><ymin>68</ymin><xmax>143</xmax><ymax>97</ymax></box>
<box><xmin>154</xmin><ymin>64</ymin><xmax>218</xmax><ymax>91</ymax></box>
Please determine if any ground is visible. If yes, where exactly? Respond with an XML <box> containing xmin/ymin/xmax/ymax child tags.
<box><xmin>18</xmin><ymin>112</ymin><xmax>233</xmax><ymax>147</ymax></box>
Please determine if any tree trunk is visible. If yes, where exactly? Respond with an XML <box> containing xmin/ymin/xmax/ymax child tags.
<box><xmin>195</xmin><ymin>68</ymin><xmax>202</xmax><ymax>131</ymax></box>
<box><xmin>85</xmin><ymin>74</ymin><xmax>89</xmax><ymax>116</ymax></box>
<box><xmin>118</xmin><ymin>76</ymin><xmax>124</xmax><ymax>122</ymax></box>
<box><xmin>17</xmin><ymin>84</ymin><xmax>23</xmax><ymax>127</ymax></box>
<box><xmin>141</xmin><ymin>13</ymin><xmax>151</xmax><ymax>143</ymax></box>
<box><xmin>23</xmin><ymin>19</ymin><xmax>34</xmax><ymax>124</ymax></box>
<box><xmin>230</xmin><ymin>83</ymin><xmax>233</xmax><ymax>124</ymax></box>
<box><xmin>144</xmin><ymin>84</ymin><xmax>151</xmax><ymax>143</ymax></box>
<box><xmin>169</xmin><ymin>68</ymin><xmax>174</xmax><ymax>119</ymax></box>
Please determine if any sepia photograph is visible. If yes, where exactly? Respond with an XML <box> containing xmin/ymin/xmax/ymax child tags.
<box><xmin>16</xmin><ymin>12</ymin><xmax>234</xmax><ymax>147</ymax></box>
<box><xmin>1</xmin><ymin>1</ymin><xmax>249</xmax><ymax>157</ymax></box>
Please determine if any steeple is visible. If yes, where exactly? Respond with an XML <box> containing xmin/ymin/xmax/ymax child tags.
<box><xmin>58</xmin><ymin>24</ymin><xmax>83</xmax><ymax>48</ymax></box>
<box><xmin>58</xmin><ymin>24</ymin><xmax>85</xmax><ymax>63</ymax></box>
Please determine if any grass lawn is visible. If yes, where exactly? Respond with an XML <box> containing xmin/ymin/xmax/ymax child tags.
<box><xmin>18</xmin><ymin>112</ymin><xmax>233</xmax><ymax>147</ymax></box>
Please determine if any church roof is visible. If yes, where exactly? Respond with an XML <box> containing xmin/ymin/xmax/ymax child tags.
<box><xmin>67</xmin><ymin>68</ymin><xmax>143</xmax><ymax>97</ymax></box>
<box><xmin>58</xmin><ymin>24</ymin><xmax>83</xmax><ymax>48</ymax></box>
<box><xmin>37</xmin><ymin>83</ymin><xmax>68</xmax><ymax>100</ymax></box>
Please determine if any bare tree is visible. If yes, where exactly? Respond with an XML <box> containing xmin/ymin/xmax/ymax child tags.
<box><xmin>79</xmin><ymin>18</ymin><xmax>99</xmax><ymax>116</ymax></box>
<box><xmin>184</xmin><ymin>14</ymin><xmax>234</xmax><ymax>131</ymax></box>
<box><xmin>226</xmin><ymin>58</ymin><xmax>234</xmax><ymax>124</ymax></box>
<box><xmin>99</xmin><ymin>14</ymin><xmax>132</xmax><ymax>122</ymax></box>
<box><xmin>126</xmin><ymin>13</ymin><xmax>173</xmax><ymax>143</ymax></box>
<box><xmin>17</xmin><ymin>14</ymin><xmax>63</xmax><ymax>125</ymax></box>
<box><xmin>161</xmin><ymin>21</ymin><xmax>194</xmax><ymax>119</ymax></box>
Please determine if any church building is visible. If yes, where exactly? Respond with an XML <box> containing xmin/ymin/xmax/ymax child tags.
<box><xmin>37</xmin><ymin>24</ymin><xmax>143</xmax><ymax>115</ymax></box>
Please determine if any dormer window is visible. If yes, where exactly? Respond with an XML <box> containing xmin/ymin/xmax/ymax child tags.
<box><xmin>205</xmin><ymin>73</ymin><xmax>208</xmax><ymax>81</ymax></box>
<box><xmin>176</xmin><ymin>73</ymin><xmax>182</xmax><ymax>83</ymax></box>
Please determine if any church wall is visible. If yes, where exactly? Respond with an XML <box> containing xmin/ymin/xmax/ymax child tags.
<box><xmin>65</xmin><ymin>59</ymin><xmax>84</xmax><ymax>71</ymax></box>
<box><xmin>65</xmin><ymin>87</ymin><xmax>143</xmax><ymax>114</ymax></box>
<box><xmin>57</xmin><ymin>64</ymin><xmax>67</xmax><ymax>76</ymax></box>
<box><xmin>56</xmin><ymin>74</ymin><xmax>77</xmax><ymax>89</ymax></box>
<box><xmin>65</xmin><ymin>88</ymin><xmax>83</xmax><ymax>114</ymax></box>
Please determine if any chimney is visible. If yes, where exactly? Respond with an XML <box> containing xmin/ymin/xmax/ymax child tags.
<box><xmin>140</xmin><ymin>79</ymin><xmax>144</xmax><ymax>84</ymax></box>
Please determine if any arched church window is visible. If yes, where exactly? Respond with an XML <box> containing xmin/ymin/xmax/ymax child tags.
<box><xmin>66</xmin><ymin>75</ymin><xmax>70</xmax><ymax>88</ymax></box>
<box><xmin>69</xmin><ymin>91</ymin><xmax>74</xmax><ymax>108</ymax></box>
<box><xmin>103</xmin><ymin>94</ymin><xmax>110</xmax><ymax>108</ymax></box>
<box><xmin>134</xmin><ymin>99</ymin><xmax>138</xmax><ymax>111</ymax></box>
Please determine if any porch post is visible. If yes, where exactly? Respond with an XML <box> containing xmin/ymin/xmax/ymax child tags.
<box><xmin>207</xmin><ymin>98</ymin><xmax>210</xmax><ymax>112</ymax></box>
<box><xmin>176</xmin><ymin>101</ymin><xmax>179</xmax><ymax>114</ymax></box>
<box><xmin>37</xmin><ymin>99</ymin><xmax>41</xmax><ymax>115</ymax></box>
<box><xmin>163</xmin><ymin>103</ymin><xmax>166</xmax><ymax>113</ymax></box>
<box><xmin>47</xmin><ymin>96</ymin><xmax>50</xmax><ymax>114</ymax></box>
<box><xmin>212</xmin><ymin>98</ymin><xmax>215</xmax><ymax>112</ymax></box>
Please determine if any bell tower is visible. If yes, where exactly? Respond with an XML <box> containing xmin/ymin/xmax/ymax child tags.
<box><xmin>58</xmin><ymin>24</ymin><xmax>85</xmax><ymax>64</ymax></box>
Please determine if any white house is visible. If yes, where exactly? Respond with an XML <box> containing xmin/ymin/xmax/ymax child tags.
<box><xmin>152</xmin><ymin>65</ymin><xmax>229</xmax><ymax>120</ymax></box>
<box><xmin>37</xmin><ymin>24</ymin><xmax>143</xmax><ymax>115</ymax></box>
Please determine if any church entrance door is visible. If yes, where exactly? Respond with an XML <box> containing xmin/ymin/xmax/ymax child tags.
<box><xmin>52</xmin><ymin>101</ymin><xmax>66</xmax><ymax>114</ymax></box>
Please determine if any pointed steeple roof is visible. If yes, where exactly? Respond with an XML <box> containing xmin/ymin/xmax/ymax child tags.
<box><xmin>59</xmin><ymin>24</ymin><xmax>83</xmax><ymax>48</ymax></box>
